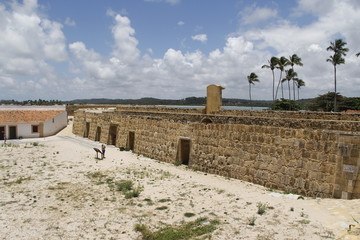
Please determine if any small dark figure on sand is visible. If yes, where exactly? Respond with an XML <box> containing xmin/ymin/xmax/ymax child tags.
<box><xmin>101</xmin><ymin>144</ymin><xmax>106</xmax><ymax>159</ymax></box>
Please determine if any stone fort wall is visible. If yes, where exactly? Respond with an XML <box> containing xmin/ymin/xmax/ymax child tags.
<box><xmin>73</xmin><ymin>107</ymin><xmax>360</xmax><ymax>199</ymax></box>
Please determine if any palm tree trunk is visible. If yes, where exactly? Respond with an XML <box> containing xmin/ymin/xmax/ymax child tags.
<box><xmin>271</xmin><ymin>70</ymin><xmax>275</xmax><ymax>101</ymax></box>
<box><xmin>281</xmin><ymin>82</ymin><xmax>284</xmax><ymax>98</ymax></box>
<box><xmin>334</xmin><ymin>65</ymin><xmax>337</xmax><ymax>112</ymax></box>
<box><xmin>288</xmin><ymin>81</ymin><xmax>291</xmax><ymax>99</ymax></box>
<box><xmin>292</xmin><ymin>81</ymin><xmax>296</xmax><ymax>101</ymax></box>
<box><xmin>298</xmin><ymin>88</ymin><xmax>300</xmax><ymax>100</ymax></box>
<box><xmin>275</xmin><ymin>71</ymin><xmax>283</xmax><ymax>100</ymax></box>
<box><xmin>249</xmin><ymin>83</ymin><xmax>252</xmax><ymax>110</ymax></box>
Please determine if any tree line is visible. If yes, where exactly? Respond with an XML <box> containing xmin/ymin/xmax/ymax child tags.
<box><xmin>247</xmin><ymin>39</ymin><xmax>359</xmax><ymax>111</ymax></box>
<box><xmin>0</xmin><ymin>99</ymin><xmax>63</xmax><ymax>105</ymax></box>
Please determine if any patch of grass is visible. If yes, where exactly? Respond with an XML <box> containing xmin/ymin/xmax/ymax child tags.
<box><xmin>115</xmin><ymin>180</ymin><xmax>133</xmax><ymax>192</ymax></box>
<box><xmin>174</xmin><ymin>161</ymin><xmax>182</xmax><ymax>166</ymax></box>
<box><xmin>257</xmin><ymin>202</ymin><xmax>268</xmax><ymax>215</ymax></box>
<box><xmin>115</xmin><ymin>180</ymin><xmax>142</xmax><ymax>199</ymax></box>
<box><xmin>134</xmin><ymin>217</ymin><xmax>220</xmax><ymax>240</ymax></box>
<box><xmin>144</xmin><ymin>198</ymin><xmax>154</xmax><ymax>205</ymax></box>
<box><xmin>155</xmin><ymin>206</ymin><xmax>168</xmax><ymax>211</ymax></box>
<box><xmin>158</xmin><ymin>170</ymin><xmax>172</xmax><ymax>179</ymax></box>
<box><xmin>247</xmin><ymin>216</ymin><xmax>257</xmax><ymax>226</ymax></box>
<box><xmin>87</xmin><ymin>171</ymin><xmax>107</xmax><ymax>181</ymax></box>
<box><xmin>216</xmin><ymin>189</ymin><xmax>225</xmax><ymax>194</ymax></box>
<box><xmin>32</xmin><ymin>142</ymin><xmax>39</xmax><ymax>146</ymax></box>
<box><xmin>184</xmin><ymin>212</ymin><xmax>196</xmax><ymax>218</ymax></box>
<box><xmin>15</xmin><ymin>176</ymin><xmax>31</xmax><ymax>184</ymax></box>
<box><xmin>298</xmin><ymin>219</ymin><xmax>310</xmax><ymax>224</ymax></box>
<box><xmin>158</xmin><ymin>198</ymin><xmax>171</xmax><ymax>203</ymax></box>
<box><xmin>1</xmin><ymin>143</ymin><xmax>19</xmax><ymax>147</ymax></box>
<box><xmin>125</xmin><ymin>187</ymin><xmax>142</xmax><ymax>199</ymax></box>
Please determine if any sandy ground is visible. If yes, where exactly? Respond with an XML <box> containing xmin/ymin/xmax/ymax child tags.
<box><xmin>1</xmin><ymin>120</ymin><xmax>360</xmax><ymax>240</ymax></box>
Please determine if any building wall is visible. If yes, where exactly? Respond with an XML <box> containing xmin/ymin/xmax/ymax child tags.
<box><xmin>73</xmin><ymin>109</ymin><xmax>360</xmax><ymax>199</ymax></box>
<box><xmin>43</xmin><ymin>111</ymin><xmax>68</xmax><ymax>136</ymax></box>
<box><xmin>1</xmin><ymin>123</ymin><xmax>40</xmax><ymax>139</ymax></box>
<box><xmin>0</xmin><ymin>111</ymin><xmax>67</xmax><ymax>139</ymax></box>
<box><xmin>18</xmin><ymin>123</ymin><xmax>40</xmax><ymax>138</ymax></box>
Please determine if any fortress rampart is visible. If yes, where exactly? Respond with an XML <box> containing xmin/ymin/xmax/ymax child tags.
<box><xmin>73</xmin><ymin>107</ymin><xmax>360</xmax><ymax>199</ymax></box>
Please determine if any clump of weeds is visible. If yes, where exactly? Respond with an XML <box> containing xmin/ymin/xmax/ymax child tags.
<box><xmin>247</xmin><ymin>216</ymin><xmax>257</xmax><ymax>226</ymax></box>
<box><xmin>134</xmin><ymin>217</ymin><xmax>220</xmax><ymax>240</ymax></box>
<box><xmin>257</xmin><ymin>202</ymin><xmax>269</xmax><ymax>215</ymax></box>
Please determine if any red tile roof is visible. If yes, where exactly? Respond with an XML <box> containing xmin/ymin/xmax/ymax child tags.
<box><xmin>0</xmin><ymin>110</ymin><xmax>65</xmax><ymax>124</ymax></box>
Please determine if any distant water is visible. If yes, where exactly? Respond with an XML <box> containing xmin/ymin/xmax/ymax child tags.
<box><xmin>165</xmin><ymin>105</ymin><xmax>268</xmax><ymax>110</ymax></box>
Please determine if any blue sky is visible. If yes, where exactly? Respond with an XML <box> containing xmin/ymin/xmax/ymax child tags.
<box><xmin>1</xmin><ymin>0</ymin><xmax>360</xmax><ymax>101</ymax></box>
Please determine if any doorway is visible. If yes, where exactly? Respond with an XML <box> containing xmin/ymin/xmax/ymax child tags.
<box><xmin>9</xmin><ymin>126</ymin><xmax>17</xmax><ymax>139</ymax></box>
<box><xmin>95</xmin><ymin>127</ymin><xmax>101</xmax><ymax>141</ymax></box>
<box><xmin>177</xmin><ymin>138</ymin><xmax>191</xmax><ymax>165</ymax></box>
<box><xmin>108</xmin><ymin>125</ymin><xmax>118</xmax><ymax>145</ymax></box>
<box><xmin>84</xmin><ymin>122</ymin><xmax>90</xmax><ymax>138</ymax></box>
<box><xmin>0</xmin><ymin>126</ymin><xmax>5</xmax><ymax>140</ymax></box>
<box><xmin>127</xmin><ymin>131</ymin><xmax>135</xmax><ymax>150</ymax></box>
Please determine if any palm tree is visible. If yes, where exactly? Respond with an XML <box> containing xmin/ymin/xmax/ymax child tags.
<box><xmin>294</xmin><ymin>78</ymin><xmax>305</xmax><ymax>100</ymax></box>
<box><xmin>247</xmin><ymin>72</ymin><xmax>260</xmax><ymax>110</ymax></box>
<box><xmin>275</xmin><ymin>56</ymin><xmax>290</xmax><ymax>100</ymax></box>
<box><xmin>282</xmin><ymin>69</ymin><xmax>298</xmax><ymax>99</ymax></box>
<box><xmin>326</xmin><ymin>39</ymin><xmax>349</xmax><ymax>112</ymax></box>
<box><xmin>261</xmin><ymin>57</ymin><xmax>279</xmax><ymax>101</ymax></box>
<box><xmin>288</xmin><ymin>54</ymin><xmax>303</xmax><ymax>100</ymax></box>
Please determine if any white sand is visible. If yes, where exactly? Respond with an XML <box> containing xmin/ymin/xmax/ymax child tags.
<box><xmin>1</xmin><ymin>120</ymin><xmax>360</xmax><ymax>240</ymax></box>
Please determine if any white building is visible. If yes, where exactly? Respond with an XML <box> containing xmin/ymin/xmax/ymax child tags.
<box><xmin>0</xmin><ymin>109</ymin><xmax>67</xmax><ymax>140</ymax></box>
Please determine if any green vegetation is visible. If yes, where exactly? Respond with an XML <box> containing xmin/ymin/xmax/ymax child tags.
<box><xmin>184</xmin><ymin>212</ymin><xmax>196</xmax><ymax>218</ymax></box>
<box><xmin>257</xmin><ymin>202</ymin><xmax>269</xmax><ymax>215</ymax></box>
<box><xmin>0</xmin><ymin>99</ymin><xmax>63</xmax><ymax>105</ymax></box>
<box><xmin>114</xmin><ymin>180</ymin><xmax>142</xmax><ymax>199</ymax></box>
<box><xmin>326</xmin><ymin>39</ymin><xmax>349</xmax><ymax>112</ymax></box>
<box><xmin>86</xmin><ymin>171</ymin><xmax>142</xmax><ymax>199</ymax></box>
<box><xmin>307</xmin><ymin>92</ymin><xmax>360</xmax><ymax>112</ymax></box>
<box><xmin>134</xmin><ymin>217</ymin><xmax>220</xmax><ymax>240</ymax></box>
<box><xmin>155</xmin><ymin>206</ymin><xmax>168</xmax><ymax>211</ymax></box>
<box><xmin>15</xmin><ymin>176</ymin><xmax>31</xmax><ymax>184</ymax></box>
<box><xmin>247</xmin><ymin>216</ymin><xmax>257</xmax><ymax>226</ymax></box>
<box><xmin>247</xmin><ymin>72</ymin><xmax>260</xmax><ymax>110</ymax></box>
<box><xmin>271</xmin><ymin>98</ymin><xmax>302</xmax><ymax>111</ymax></box>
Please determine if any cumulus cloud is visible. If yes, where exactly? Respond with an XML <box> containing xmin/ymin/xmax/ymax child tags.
<box><xmin>240</xmin><ymin>5</ymin><xmax>278</xmax><ymax>25</ymax></box>
<box><xmin>242</xmin><ymin>0</ymin><xmax>360</xmax><ymax>98</ymax></box>
<box><xmin>64</xmin><ymin>17</ymin><xmax>76</xmax><ymax>26</ymax></box>
<box><xmin>144</xmin><ymin>0</ymin><xmax>180</xmax><ymax>5</ymax></box>
<box><xmin>1</xmin><ymin>0</ymin><xmax>360</xmax><ymax>101</ymax></box>
<box><xmin>110</xmin><ymin>13</ymin><xmax>140</xmax><ymax>63</ymax></box>
<box><xmin>0</xmin><ymin>0</ymin><xmax>68</xmax><ymax>99</ymax></box>
<box><xmin>191</xmin><ymin>34</ymin><xmax>207</xmax><ymax>43</ymax></box>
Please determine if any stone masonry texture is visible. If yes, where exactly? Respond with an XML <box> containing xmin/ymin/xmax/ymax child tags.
<box><xmin>71</xmin><ymin>106</ymin><xmax>360</xmax><ymax>199</ymax></box>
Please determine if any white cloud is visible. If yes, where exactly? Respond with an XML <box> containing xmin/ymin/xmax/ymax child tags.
<box><xmin>242</xmin><ymin>0</ymin><xmax>360</xmax><ymax>99</ymax></box>
<box><xmin>240</xmin><ymin>5</ymin><xmax>278</xmax><ymax>25</ymax></box>
<box><xmin>293</xmin><ymin>0</ymin><xmax>336</xmax><ymax>17</ymax></box>
<box><xmin>191</xmin><ymin>34</ymin><xmax>207</xmax><ymax>43</ymax></box>
<box><xmin>110</xmin><ymin>13</ymin><xmax>140</xmax><ymax>63</ymax></box>
<box><xmin>0</xmin><ymin>0</ymin><xmax>68</xmax><ymax>100</ymax></box>
<box><xmin>1</xmin><ymin>0</ymin><xmax>360</xmax><ymax>101</ymax></box>
<box><xmin>64</xmin><ymin>17</ymin><xmax>76</xmax><ymax>26</ymax></box>
<box><xmin>144</xmin><ymin>0</ymin><xmax>180</xmax><ymax>5</ymax></box>
<box><xmin>177</xmin><ymin>21</ymin><xmax>185</xmax><ymax>26</ymax></box>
